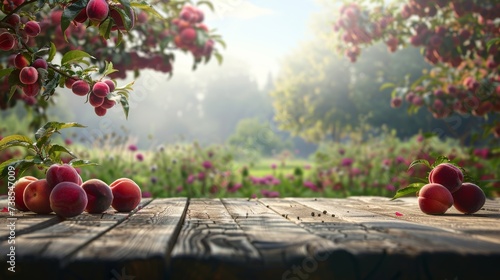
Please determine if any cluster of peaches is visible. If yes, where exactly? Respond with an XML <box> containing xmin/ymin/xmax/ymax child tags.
<box><xmin>12</xmin><ymin>164</ymin><xmax>142</xmax><ymax>218</ymax></box>
<box><xmin>418</xmin><ymin>163</ymin><xmax>486</xmax><ymax>215</ymax></box>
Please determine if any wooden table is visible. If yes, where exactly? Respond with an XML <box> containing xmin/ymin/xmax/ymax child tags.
<box><xmin>1</xmin><ymin>196</ymin><xmax>500</xmax><ymax>280</ymax></box>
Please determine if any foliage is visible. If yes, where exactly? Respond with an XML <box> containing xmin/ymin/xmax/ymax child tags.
<box><xmin>333</xmin><ymin>0</ymin><xmax>500</xmax><ymax>136</ymax></box>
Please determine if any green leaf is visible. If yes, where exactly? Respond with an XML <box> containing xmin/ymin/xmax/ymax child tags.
<box><xmin>99</xmin><ymin>18</ymin><xmax>113</xmax><ymax>39</ymax></box>
<box><xmin>0</xmin><ymin>68</ymin><xmax>14</xmax><ymax>79</ymax></box>
<box><xmin>35</xmin><ymin>122</ymin><xmax>86</xmax><ymax>149</ymax></box>
<box><xmin>214</xmin><ymin>52</ymin><xmax>223</xmax><ymax>65</ymax></box>
<box><xmin>48</xmin><ymin>42</ymin><xmax>57</xmax><ymax>62</ymax></box>
<box><xmin>113</xmin><ymin>2</ymin><xmax>134</xmax><ymax>30</ymax></box>
<box><xmin>69</xmin><ymin>159</ymin><xmax>99</xmax><ymax>168</ymax></box>
<box><xmin>61</xmin><ymin>0</ymin><xmax>89</xmax><ymax>40</ymax></box>
<box><xmin>102</xmin><ymin>61</ymin><xmax>118</xmax><ymax>77</ymax></box>
<box><xmin>391</xmin><ymin>183</ymin><xmax>425</xmax><ymax>200</ymax></box>
<box><xmin>131</xmin><ymin>1</ymin><xmax>164</xmax><ymax>19</ymax></box>
<box><xmin>61</xmin><ymin>50</ymin><xmax>94</xmax><ymax>66</ymax></box>
<box><xmin>119</xmin><ymin>95</ymin><xmax>130</xmax><ymax>119</ymax></box>
<box><xmin>0</xmin><ymin>135</ymin><xmax>34</xmax><ymax>150</ymax></box>
<box><xmin>43</xmin><ymin>72</ymin><xmax>60</xmax><ymax>97</ymax></box>
<box><xmin>0</xmin><ymin>158</ymin><xmax>31</xmax><ymax>180</ymax></box>
<box><xmin>197</xmin><ymin>0</ymin><xmax>214</xmax><ymax>11</ymax></box>
<box><xmin>486</xmin><ymin>38</ymin><xmax>500</xmax><ymax>52</ymax></box>
<box><xmin>432</xmin><ymin>156</ymin><xmax>450</xmax><ymax>167</ymax></box>
<box><xmin>48</xmin><ymin>144</ymin><xmax>77</xmax><ymax>158</ymax></box>
<box><xmin>407</xmin><ymin>159</ymin><xmax>431</xmax><ymax>170</ymax></box>
<box><xmin>379</xmin><ymin>82</ymin><xmax>396</xmax><ymax>91</ymax></box>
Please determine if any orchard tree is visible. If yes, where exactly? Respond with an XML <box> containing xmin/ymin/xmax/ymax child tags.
<box><xmin>0</xmin><ymin>0</ymin><xmax>223</xmax><ymax>176</ymax></box>
<box><xmin>333</xmin><ymin>0</ymin><xmax>500</xmax><ymax>138</ymax></box>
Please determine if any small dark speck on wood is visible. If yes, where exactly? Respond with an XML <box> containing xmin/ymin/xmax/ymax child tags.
<box><xmin>266</xmin><ymin>205</ymin><xmax>269</xmax><ymax>208</ymax></box>
<box><xmin>318</xmin><ymin>214</ymin><xmax>321</xmax><ymax>217</ymax></box>
<box><xmin>311</xmin><ymin>212</ymin><xmax>315</xmax><ymax>217</ymax></box>
<box><xmin>332</xmin><ymin>214</ymin><xmax>335</xmax><ymax>217</ymax></box>
<box><xmin>297</xmin><ymin>216</ymin><xmax>300</xmax><ymax>220</ymax></box>
<box><xmin>323</xmin><ymin>210</ymin><xmax>327</xmax><ymax>214</ymax></box>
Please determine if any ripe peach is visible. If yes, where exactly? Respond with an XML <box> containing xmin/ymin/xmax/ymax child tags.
<box><xmin>452</xmin><ymin>182</ymin><xmax>486</xmax><ymax>214</ymax></box>
<box><xmin>65</xmin><ymin>76</ymin><xmax>78</xmax><ymax>88</ymax></box>
<box><xmin>50</xmin><ymin>182</ymin><xmax>88</xmax><ymax>218</ymax></box>
<box><xmin>74</xmin><ymin>8</ymin><xmax>88</xmax><ymax>23</ymax></box>
<box><xmin>32</xmin><ymin>58</ymin><xmax>48</xmax><ymax>69</ymax></box>
<box><xmin>103</xmin><ymin>79</ymin><xmax>115</xmax><ymax>92</ymax></box>
<box><xmin>72</xmin><ymin>80</ymin><xmax>90</xmax><ymax>96</ymax></box>
<box><xmin>418</xmin><ymin>183</ymin><xmax>453</xmax><ymax>215</ymax></box>
<box><xmin>110</xmin><ymin>178</ymin><xmax>142</xmax><ymax>212</ymax></box>
<box><xmin>13</xmin><ymin>176</ymin><xmax>38</xmax><ymax>211</ymax></box>
<box><xmin>46</xmin><ymin>163</ymin><xmax>81</xmax><ymax>189</ymax></box>
<box><xmin>92</xmin><ymin>81</ymin><xmax>110</xmax><ymax>97</ymax></box>
<box><xmin>86</xmin><ymin>0</ymin><xmax>109</xmax><ymax>22</ymax></box>
<box><xmin>94</xmin><ymin>106</ymin><xmax>107</xmax><ymax>116</ymax></box>
<box><xmin>23</xmin><ymin>179</ymin><xmax>53</xmax><ymax>214</ymax></box>
<box><xmin>14</xmin><ymin>53</ymin><xmax>29</xmax><ymax>69</ymax></box>
<box><xmin>0</xmin><ymin>32</ymin><xmax>16</xmax><ymax>51</ymax></box>
<box><xmin>19</xmin><ymin>66</ymin><xmax>39</xmax><ymax>85</ymax></box>
<box><xmin>89</xmin><ymin>92</ymin><xmax>104</xmax><ymax>107</ymax></box>
<box><xmin>81</xmin><ymin>179</ymin><xmax>113</xmax><ymax>213</ymax></box>
<box><xmin>180</xmin><ymin>28</ymin><xmax>197</xmax><ymax>44</ymax></box>
<box><xmin>24</xmin><ymin>21</ymin><xmax>41</xmax><ymax>37</ymax></box>
<box><xmin>5</xmin><ymin>13</ymin><xmax>21</xmax><ymax>27</ymax></box>
<box><xmin>101</xmin><ymin>98</ymin><xmax>115</xmax><ymax>109</ymax></box>
<box><xmin>22</xmin><ymin>83</ymin><xmax>40</xmax><ymax>97</ymax></box>
<box><xmin>428</xmin><ymin>163</ymin><xmax>463</xmax><ymax>193</ymax></box>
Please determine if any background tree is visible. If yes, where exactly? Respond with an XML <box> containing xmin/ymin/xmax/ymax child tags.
<box><xmin>333</xmin><ymin>0</ymin><xmax>500</xmax><ymax>138</ymax></box>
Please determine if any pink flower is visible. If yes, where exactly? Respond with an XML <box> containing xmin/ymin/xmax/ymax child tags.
<box><xmin>227</xmin><ymin>183</ymin><xmax>242</xmax><ymax>193</ymax></box>
<box><xmin>473</xmin><ymin>148</ymin><xmax>489</xmax><ymax>159</ymax></box>
<box><xmin>142</xmin><ymin>191</ymin><xmax>152</xmax><ymax>198</ymax></box>
<box><xmin>417</xmin><ymin>134</ymin><xmax>424</xmax><ymax>142</ymax></box>
<box><xmin>261</xmin><ymin>189</ymin><xmax>280</xmax><ymax>198</ymax></box>
<box><xmin>303</xmin><ymin>164</ymin><xmax>311</xmax><ymax>170</ymax></box>
<box><xmin>350</xmin><ymin>167</ymin><xmax>361</xmax><ymax>177</ymax></box>
<box><xmin>386</xmin><ymin>184</ymin><xmax>396</xmax><ymax>191</ymax></box>
<box><xmin>64</xmin><ymin>138</ymin><xmax>73</xmax><ymax>145</ymax></box>
<box><xmin>271</xmin><ymin>163</ymin><xmax>277</xmax><ymax>169</ymax></box>
<box><xmin>382</xmin><ymin>159</ymin><xmax>391</xmax><ymax>166</ymax></box>
<box><xmin>187</xmin><ymin>175</ymin><xmax>195</xmax><ymax>184</ymax></box>
<box><xmin>341</xmin><ymin>158</ymin><xmax>353</xmax><ymax>167</ymax></box>
<box><xmin>176</xmin><ymin>185</ymin><xmax>183</xmax><ymax>193</ymax></box>
<box><xmin>395</xmin><ymin>156</ymin><xmax>405</xmax><ymax>164</ymax></box>
<box><xmin>304</xmin><ymin>181</ymin><xmax>319</xmax><ymax>192</ymax></box>
<box><xmin>202</xmin><ymin>160</ymin><xmax>213</xmax><ymax>169</ymax></box>
<box><xmin>128</xmin><ymin>144</ymin><xmax>138</xmax><ymax>151</ymax></box>
<box><xmin>136</xmin><ymin>153</ymin><xmax>144</xmax><ymax>161</ymax></box>
<box><xmin>338</xmin><ymin>148</ymin><xmax>345</xmax><ymax>155</ymax></box>
<box><xmin>197</xmin><ymin>172</ymin><xmax>206</xmax><ymax>181</ymax></box>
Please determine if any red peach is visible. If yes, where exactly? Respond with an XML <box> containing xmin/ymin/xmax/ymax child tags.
<box><xmin>22</xmin><ymin>83</ymin><xmax>40</xmax><ymax>97</ymax></box>
<box><xmin>109</xmin><ymin>6</ymin><xmax>135</xmax><ymax>31</ymax></box>
<box><xmin>81</xmin><ymin>179</ymin><xmax>113</xmax><ymax>213</ymax></box>
<box><xmin>14</xmin><ymin>53</ymin><xmax>30</xmax><ymax>69</ymax></box>
<box><xmin>23</xmin><ymin>179</ymin><xmax>53</xmax><ymax>214</ymax></box>
<box><xmin>103</xmin><ymin>79</ymin><xmax>115</xmax><ymax>92</ymax></box>
<box><xmin>428</xmin><ymin>163</ymin><xmax>463</xmax><ymax>193</ymax></box>
<box><xmin>110</xmin><ymin>178</ymin><xmax>142</xmax><ymax>212</ymax></box>
<box><xmin>0</xmin><ymin>32</ymin><xmax>16</xmax><ymax>51</ymax></box>
<box><xmin>452</xmin><ymin>182</ymin><xmax>486</xmax><ymax>214</ymax></box>
<box><xmin>89</xmin><ymin>92</ymin><xmax>104</xmax><ymax>107</ymax></box>
<box><xmin>19</xmin><ymin>66</ymin><xmax>39</xmax><ymax>85</ymax></box>
<box><xmin>74</xmin><ymin>8</ymin><xmax>88</xmax><ymax>23</ymax></box>
<box><xmin>50</xmin><ymin>182</ymin><xmax>88</xmax><ymax>218</ymax></box>
<box><xmin>32</xmin><ymin>58</ymin><xmax>48</xmax><ymax>69</ymax></box>
<box><xmin>418</xmin><ymin>183</ymin><xmax>454</xmax><ymax>215</ymax></box>
<box><xmin>65</xmin><ymin>77</ymin><xmax>78</xmax><ymax>88</ymax></box>
<box><xmin>46</xmin><ymin>163</ymin><xmax>81</xmax><ymax>189</ymax></box>
<box><xmin>180</xmin><ymin>28</ymin><xmax>197</xmax><ymax>44</ymax></box>
<box><xmin>13</xmin><ymin>176</ymin><xmax>38</xmax><ymax>211</ymax></box>
<box><xmin>5</xmin><ymin>13</ymin><xmax>21</xmax><ymax>27</ymax></box>
<box><xmin>101</xmin><ymin>98</ymin><xmax>116</xmax><ymax>109</ymax></box>
<box><xmin>24</xmin><ymin>21</ymin><xmax>41</xmax><ymax>37</ymax></box>
<box><xmin>72</xmin><ymin>80</ymin><xmax>90</xmax><ymax>96</ymax></box>
<box><xmin>94</xmin><ymin>106</ymin><xmax>107</xmax><ymax>116</ymax></box>
<box><xmin>92</xmin><ymin>81</ymin><xmax>110</xmax><ymax>97</ymax></box>
<box><xmin>86</xmin><ymin>0</ymin><xmax>109</xmax><ymax>22</ymax></box>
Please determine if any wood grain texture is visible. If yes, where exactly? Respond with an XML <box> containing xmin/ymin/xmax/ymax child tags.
<box><xmin>0</xmin><ymin>199</ymin><xmax>152</xmax><ymax>280</ymax></box>
<box><xmin>294</xmin><ymin>197</ymin><xmax>500</xmax><ymax>279</ymax></box>
<box><xmin>64</xmin><ymin>198</ymin><xmax>188</xmax><ymax>280</ymax></box>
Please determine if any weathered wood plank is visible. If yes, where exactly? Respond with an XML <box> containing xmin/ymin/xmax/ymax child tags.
<box><xmin>170</xmin><ymin>198</ymin><xmax>262</xmax><ymax>280</ymax></box>
<box><xmin>294</xmin><ymin>197</ymin><xmax>500</xmax><ymax>280</ymax></box>
<box><xmin>347</xmin><ymin>196</ymin><xmax>500</xmax><ymax>244</ymax></box>
<box><xmin>0</xmin><ymin>198</ymin><xmax>152</xmax><ymax>280</ymax></box>
<box><xmin>63</xmin><ymin>198</ymin><xmax>188</xmax><ymax>280</ymax></box>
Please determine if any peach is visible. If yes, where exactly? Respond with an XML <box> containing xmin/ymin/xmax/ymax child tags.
<box><xmin>50</xmin><ymin>182</ymin><xmax>88</xmax><ymax>218</ymax></box>
<box><xmin>5</xmin><ymin>13</ymin><xmax>21</xmax><ymax>27</ymax></box>
<box><xmin>89</xmin><ymin>92</ymin><xmax>104</xmax><ymax>107</ymax></box>
<box><xmin>19</xmin><ymin>66</ymin><xmax>38</xmax><ymax>85</ymax></box>
<box><xmin>110</xmin><ymin>6</ymin><xmax>135</xmax><ymax>31</ymax></box>
<box><xmin>46</xmin><ymin>163</ymin><xmax>81</xmax><ymax>189</ymax></box>
<box><xmin>86</xmin><ymin>0</ymin><xmax>109</xmax><ymax>22</ymax></box>
<box><xmin>14</xmin><ymin>53</ymin><xmax>29</xmax><ymax>69</ymax></box>
<box><xmin>452</xmin><ymin>182</ymin><xmax>486</xmax><ymax>214</ymax></box>
<box><xmin>24</xmin><ymin>21</ymin><xmax>41</xmax><ymax>37</ymax></box>
<box><xmin>13</xmin><ymin>176</ymin><xmax>38</xmax><ymax>211</ymax></box>
<box><xmin>81</xmin><ymin>179</ymin><xmax>113</xmax><ymax>213</ymax></box>
<box><xmin>100</xmin><ymin>98</ymin><xmax>115</xmax><ymax>109</ymax></box>
<box><xmin>180</xmin><ymin>28</ymin><xmax>197</xmax><ymax>44</ymax></box>
<box><xmin>65</xmin><ymin>76</ymin><xmax>78</xmax><ymax>88</ymax></box>
<box><xmin>428</xmin><ymin>163</ymin><xmax>463</xmax><ymax>193</ymax></box>
<box><xmin>92</xmin><ymin>81</ymin><xmax>110</xmax><ymax>97</ymax></box>
<box><xmin>110</xmin><ymin>178</ymin><xmax>142</xmax><ymax>212</ymax></box>
<box><xmin>72</xmin><ymin>80</ymin><xmax>90</xmax><ymax>96</ymax></box>
<box><xmin>32</xmin><ymin>58</ymin><xmax>48</xmax><ymax>69</ymax></box>
<box><xmin>23</xmin><ymin>179</ymin><xmax>53</xmax><ymax>214</ymax></box>
<box><xmin>94</xmin><ymin>106</ymin><xmax>107</xmax><ymax>116</ymax></box>
<box><xmin>103</xmin><ymin>79</ymin><xmax>115</xmax><ymax>92</ymax></box>
<box><xmin>0</xmin><ymin>32</ymin><xmax>16</xmax><ymax>51</ymax></box>
<box><xmin>22</xmin><ymin>83</ymin><xmax>40</xmax><ymax>97</ymax></box>
<box><xmin>74</xmin><ymin>8</ymin><xmax>88</xmax><ymax>23</ymax></box>
<box><xmin>418</xmin><ymin>183</ymin><xmax>453</xmax><ymax>215</ymax></box>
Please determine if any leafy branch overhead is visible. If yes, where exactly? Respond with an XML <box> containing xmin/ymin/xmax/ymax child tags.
<box><xmin>0</xmin><ymin>122</ymin><xmax>98</xmax><ymax>180</ymax></box>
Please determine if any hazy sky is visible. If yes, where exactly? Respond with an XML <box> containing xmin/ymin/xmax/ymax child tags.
<box><xmin>174</xmin><ymin>0</ymin><xmax>321</xmax><ymax>88</ymax></box>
